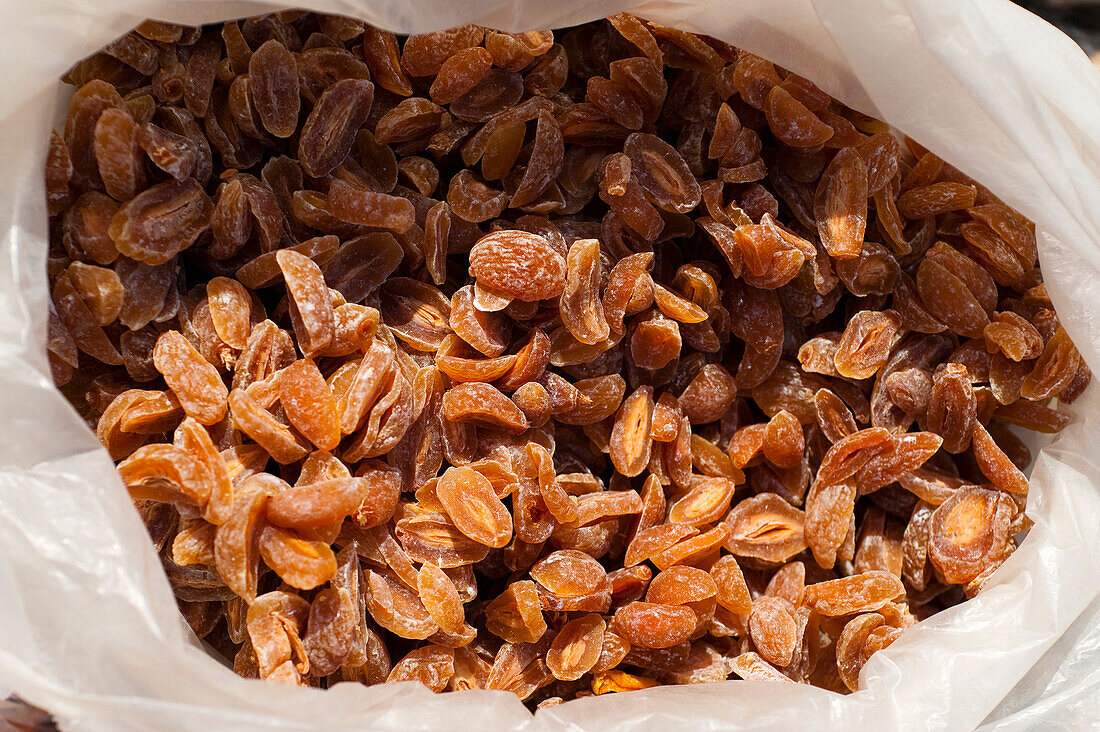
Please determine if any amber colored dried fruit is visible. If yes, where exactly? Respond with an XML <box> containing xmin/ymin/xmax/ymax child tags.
<box><xmin>612</xmin><ymin>602</ymin><xmax>696</xmax><ymax>649</ymax></box>
<box><xmin>450</xmin><ymin>285</ymin><xmax>509</xmax><ymax>357</ymax></box>
<box><xmin>815</xmin><ymin>147</ymin><xmax>868</xmax><ymax>259</ymax></box>
<box><xmin>587</xmin><ymin>76</ymin><xmax>643</xmax><ymax>131</ymax></box>
<box><xmin>645</xmin><ymin>566</ymin><xmax>717</xmax><ymax>618</ymax></box>
<box><xmin>417</xmin><ymin>563</ymin><xmax>468</xmax><ymax>636</ymax></box>
<box><xmin>560</xmin><ymin>238</ymin><xmax>609</xmax><ymax>345</ymax></box>
<box><xmin>984</xmin><ymin>312</ymin><xmax>1042</xmax><ymax>362</ymax></box>
<box><xmin>485</xmin><ymin>580</ymin><xmax>548</xmax><ymax>644</ymax></box>
<box><xmin>1021</xmin><ymin>327</ymin><xmax>1082</xmax><ymax>401</ymax></box>
<box><xmin>710</xmin><ymin>554</ymin><xmax>752</xmax><ymax>615</ymax></box>
<box><xmin>64</xmin><ymin>191</ymin><xmax>119</xmax><ymax>265</ymax></box>
<box><xmin>436</xmin><ymin>466</ymin><xmax>513</xmax><ymax>548</ymax></box>
<box><xmin>724</xmin><ymin>493</ymin><xmax>807</xmax><ymax>562</ymax></box>
<box><xmin>928</xmin><ymin>485</ymin><xmax>1013</xmax><ymax>584</ymax></box>
<box><xmin>762</xmin><ymin>410</ymin><xmax>804</xmax><ymax>469</ymax></box>
<box><xmin>486</xmin><ymin>642</ymin><xmax>553</xmax><ymax>699</ymax></box>
<box><xmin>802</xmin><ymin>570</ymin><xmax>905</xmax><ymax>616</ymax></box>
<box><xmin>815</xmin><ymin>428</ymin><xmax>893</xmax><ymax>488</ymax></box>
<box><xmin>915</xmin><ymin>258</ymin><xmax>990</xmax><ymax>339</ymax></box>
<box><xmin>278</xmin><ymin>359</ymin><xmax>340</xmax><ymax>451</ymax></box>
<box><xmin>328</xmin><ymin>179</ymin><xmax>415</xmax><ymax>233</ymax></box>
<box><xmin>258</xmin><ymin>525</ymin><xmax>337</xmax><ymax>590</ymax></box>
<box><xmin>835</xmin><ymin>310</ymin><xmax>902</xmax><ymax>380</ymax></box>
<box><xmin>278</xmin><ymin>249</ymin><xmax>335</xmax><ymax>356</ymax></box>
<box><xmin>923</xmin><ymin>363</ymin><xmax>977</xmax><ymax>454</ymax></box>
<box><xmin>604</xmin><ymin>252</ymin><xmax>653</xmax><ymax>335</ymax></box>
<box><xmin>429</xmin><ymin>47</ymin><xmax>492</xmax><ymax>106</ymax></box>
<box><xmin>624</xmin><ymin>524</ymin><xmax>695</xmax><ymax>568</ymax></box>
<box><xmin>321</xmin><ymin>232</ymin><xmax>404</xmax><ymax>301</ymax></box>
<box><xmin>53</xmin><ymin>275</ymin><xmax>123</xmax><ymax>366</ymax></box>
<box><xmin>897</xmin><ymin>182</ymin><xmax>977</xmax><ymax>219</ymax></box>
<box><xmin>726</xmin><ymin>651</ymin><xmax>792</xmax><ymax>684</ymax></box>
<box><xmin>667</xmin><ymin>478</ymin><xmax>736</xmax><ymax>527</ymax></box>
<box><xmin>469</xmin><ymin>230</ymin><xmax>567</xmax><ymax>302</ymax></box>
<box><xmin>246</xmin><ymin>590</ymin><xmax>310</xmax><ymax>682</ymax></box>
<box><xmin>805</xmin><ymin>481</ymin><xmax>857</xmax><ymax>569</ymax></box>
<box><xmin>388</xmin><ymin>645</ymin><xmax>455</xmax><ymax>691</ymax></box>
<box><xmin>205</xmin><ymin>276</ymin><xmax>251</xmax><ymax>350</ymax></box>
<box><xmin>46</xmin><ymin>130</ymin><xmax>73</xmax><ymax>215</ymax></box>
<box><xmin>94</xmin><ymin>107</ymin><xmax>145</xmax><ymax>201</ymax></box>
<box><xmin>971</xmin><ymin>422</ymin><xmax>1028</xmax><ymax>494</ymax></box>
<box><xmin>631</xmin><ymin>312</ymin><xmax>681</xmax><ymax>371</ymax></box>
<box><xmin>513</xmin><ymin>109</ymin><xmax>565</xmax><ymax>208</ymax></box>
<box><xmin>546</xmin><ymin>614</ymin><xmax>605</xmax><ymax>681</ymax></box>
<box><xmin>531</xmin><ymin>549</ymin><xmax>610</xmax><ymax>599</ymax></box>
<box><xmin>153</xmin><ymin>331</ymin><xmax>227</xmax><ymax>425</ymax></box>
<box><xmin>680</xmin><ymin>364</ymin><xmax>737</xmax><ymax>424</ymax></box>
<box><xmin>835</xmin><ymin>613</ymin><xmax>881</xmax><ymax>691</ymax></box>
<box><xmin>65</xmin><ymin>261</ymin><xmax>124</xmax><ymax>326</ymax></box>
<box><xmin>118</xmin><ymin>443</ymin><xmax>211</xmax><ymax>506</ymax></box>
<box><xmin>173</xmin><ymin>417</ymin><xmax>232</xmax><ymax>524</ymax></box>
<box><xmin>358</xmin><ymin>26</ymin><xmax>410</xmax><ymax>97</ymax></box>
<box><xmin>591</xmin><ymin>669</ymin><xmax>660</xmax><ymax>694</ymax></box>
<box><xmin>115</xmin><ymin>389</ymin><xmax>183</xmax><ymax>435</ymax></box>
<box><xmin>402</xmin><ymin>26</ymin><xmax>484</xmax><ymax>77</ymax></box>
<box><xmin>609</xmin><ymin>386</ymin><xmax>654</xmax><ymax>478</ymax></box>
<box><xmin>65</xmin><ymin>79</ymin><xmax>124</xmax><ymax>190</ymax></box>
<box><xmin>366</xmin><ymin>569</ymin><xmax>439</xmax><ymax>640</ymax></box>
<box><xmin>214</xmin><ymin>478</ymin><xmax>271</xmax><ymax>602</ymax></box>
<box><xmin>266</xmin><ymin>473</ymin><xmax>374</xmax><ymax>530</ymax></box>
<box><xmin>607</xmin><ymin>14</ymin><xmax>663</xmax><ymax>64</ymax></box>
<box><xmin>624</xmin><ymin>133</ymin><xmax>702</xmax><ymax>213</ymax></box>
<box><xmin>765</xmin><ymin>86</ymin><xmax>834</xmax><ymax>148</ymax></box>
<box><xmin>442</xmin><ymin>382</ymin><xmax>528</xmax><ymax>434</ymax></box>
<box><xmin>749</xmin><ymin>595</ymin><xmax>798</xmax><ymax>667</ymax></box>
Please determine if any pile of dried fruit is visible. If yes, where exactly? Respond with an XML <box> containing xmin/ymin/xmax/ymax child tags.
<box><xmin>43</xmin><ymin>10</ymin><xmax>1089</xmax><ymax>704</ymax></box>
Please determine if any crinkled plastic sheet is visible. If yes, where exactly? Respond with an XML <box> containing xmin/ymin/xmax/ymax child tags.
<box><xmin>0</xmin><ymin>0</ymin><xmax>1098</xmax><ymax>730</ymax></box>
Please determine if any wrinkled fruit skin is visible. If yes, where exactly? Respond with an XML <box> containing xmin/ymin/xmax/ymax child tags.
<box><xmin>49</xmin><ymin>10</ymin><xmax>1085</xmax><ymax>706</ymax></box>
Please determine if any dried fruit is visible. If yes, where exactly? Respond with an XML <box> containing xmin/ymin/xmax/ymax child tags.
<box><xmin>153</xmin><ymin>331</ymin><xmax>227</xmax><ymax>425</ymax></box>
<box><xmin>298</xmin><ymin>79</ymin><xmax>374</xmax><ymax>177</ymax></box>
<box><xmin>546</xmin><ymin>614</ymin><xmax>605</xmax><ymax>681</ymax></box>
<box><xmin>560</xmin><ymin>239</ymin><xmax>609</xmax><ymax>345</ymax></box>
<box><xmin>613</xmin><ymin>602</ymin><xmax>696</xmax><ymax>649</ymax></box>
<box><xmin>724</xmin><ymin>493</ymin><xmax>806</xmax><ymax>562</ymax></box>
<box><xmin>609</xmin><ymin>386</ymin><xmax>654</xmax><ymax>477</ymax></box>
<box><xmin>248</xmin><ymin>40</ymin><xmax>300</xmax><ymax>138</ymax></box>
<box><xmin>928</xmin><ymin>486</ymin><xmax>1014</xmax><ymax>584</ymax></box>
<box><xmin>50</xmin><ymin>11</ymin><xmax>1085</xmax><ymax>705</ymax></box>
<box><xmin>749</xmin><ymin>595</ymin><xmax>798</xmax><ymax>666</ymax></box>
<box><xmin>109</xmin><ymin>179</ymin><xmax>212</xmax><ymax>265</ymax></box>
<box><xmin>815</xmin><ymin>147</ymin><xmax>867</xmax><ymax>258</ymax></box>
<box><xmin>436</xmin><ymin>466</ymin><xmax>513</xmax><ymax>548</ymax></box>
<box><xmin>802</xmin><ymin>571</ymin><xmax>905</xmax><ymax>616</ymax></box>
<box><xmin>469</xmin><ymin>231</ymin><xmax>566</xmax><ymax>302</ymax></box>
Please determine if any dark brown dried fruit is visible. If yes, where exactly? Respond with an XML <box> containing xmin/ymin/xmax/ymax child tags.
<box><xmin>109</xmin><ymin>179</ymin><xmax>212</xmax><ymax>265</ymax></box>
<box><xmin>298</xmin><ymin>79</ymin><xmax>374</xmax><ymax>177</ymax></box>
<box><xmin>249</xmin><ymin>40</ymin><xmax>300</xmax><ymax>138</ymax></box>
<box><xmin>624</xmin><ymin>133</ymin><xmax>702</xmax><ymax>213</ymax></box>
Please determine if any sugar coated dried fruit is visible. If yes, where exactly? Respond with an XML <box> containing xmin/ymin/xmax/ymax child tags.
<box><xmin>48</xmin><ymin>10</ymin><xmax>1086</xmax><ymax>705</ymax></box>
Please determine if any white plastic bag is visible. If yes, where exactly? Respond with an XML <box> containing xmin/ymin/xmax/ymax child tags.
<box><xmin>0</xmin><ymin>0</ymin><xmax>1098</xmax><ymax>730</ymax></box>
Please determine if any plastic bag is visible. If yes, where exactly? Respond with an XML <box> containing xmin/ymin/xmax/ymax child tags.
<box><xmin>1</xmin><ymin>0</ymin><xmax>1098</xmax><ymax>729</ymax></box>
